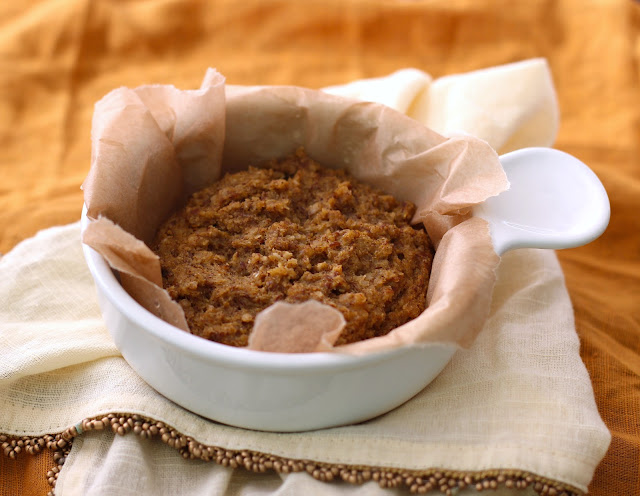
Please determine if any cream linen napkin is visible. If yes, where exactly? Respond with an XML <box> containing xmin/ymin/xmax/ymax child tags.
<box><xmin>323</xmin><ymin>58</ymin><xmax>559</xmax><ymax>155</ymax></box>
<box><xmin>0</xmin><ymin>59</ymin><xmax>610</xmax><ymax>495</ymax></box>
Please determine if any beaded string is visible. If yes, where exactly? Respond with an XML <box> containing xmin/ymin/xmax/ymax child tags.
<box><xmin>2</xmin><ymin>413</ymin><xmax>582</xmax><ymax>496</ymax></box>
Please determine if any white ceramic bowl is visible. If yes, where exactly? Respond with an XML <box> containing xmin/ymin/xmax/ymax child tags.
<box><xmin>81</xmin><ymin>147</ymin><xmax>609</xmax><ymax>432</ymax></box>
<box><xmin>82</xmin><ymin>233</ymin><xmax>456</xmax><ymax>431</ymax></box>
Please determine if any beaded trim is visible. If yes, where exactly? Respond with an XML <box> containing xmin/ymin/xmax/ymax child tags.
<box><xmin>2</xmin><ymin>413</ymin><xmax>583</xmax><ymax>496</ymax></box>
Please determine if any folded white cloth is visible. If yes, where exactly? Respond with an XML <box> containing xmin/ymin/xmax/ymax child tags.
<box><xmin>324</xmin><ymin>58</ymin><xmax>559</xmax><ymax>154</ymax></box>
<box><xmin>61</xmin><ymin>430</ymin><xmax>541</xmax><ymax>496</ymax></box>
<box><xmin>0</xmin><ymin>59</ymin><xmax>610</xmax><ymax>496</ymax></box>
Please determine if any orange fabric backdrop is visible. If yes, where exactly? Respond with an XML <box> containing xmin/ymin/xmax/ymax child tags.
<box><xmin>1</xmin><ymin>1</ymin><xmax>639</xmax><ymax>494</ymax></box>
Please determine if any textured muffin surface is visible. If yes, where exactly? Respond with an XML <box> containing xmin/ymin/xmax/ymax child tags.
<box><xmin>153</xmin><ymin>149</ymin><xmax>434</xmax><ymax>347</ymax></box>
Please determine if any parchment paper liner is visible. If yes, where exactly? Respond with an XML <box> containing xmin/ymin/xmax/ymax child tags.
<box><xmin>82</xmin><ymin>68</ymin><xmax>508</xmax><ymax>355</ymax></box>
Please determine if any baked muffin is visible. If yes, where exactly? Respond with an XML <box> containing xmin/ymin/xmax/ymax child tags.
<box><xmin>152</xmin><ymin>148</ymin><xmax>434</xmax><ymax>347</ymax></box>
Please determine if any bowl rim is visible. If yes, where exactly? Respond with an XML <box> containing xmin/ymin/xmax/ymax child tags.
<box><xmin>81</xmin><ymin>208</ymin><xmax>453</xmax><ymax>373</ymax></box>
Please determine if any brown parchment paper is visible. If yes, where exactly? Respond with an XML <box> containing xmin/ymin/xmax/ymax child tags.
<box><xmin>82</xmin><ymin>67</ymin><xmax>508</xmax><ymax>355</ymax></box>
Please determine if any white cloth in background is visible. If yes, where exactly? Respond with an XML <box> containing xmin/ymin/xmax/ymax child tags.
<box><xmin>324</xmin><ymin>58</ymin><xmax>559</xmax><ymax>154</ymax></box>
